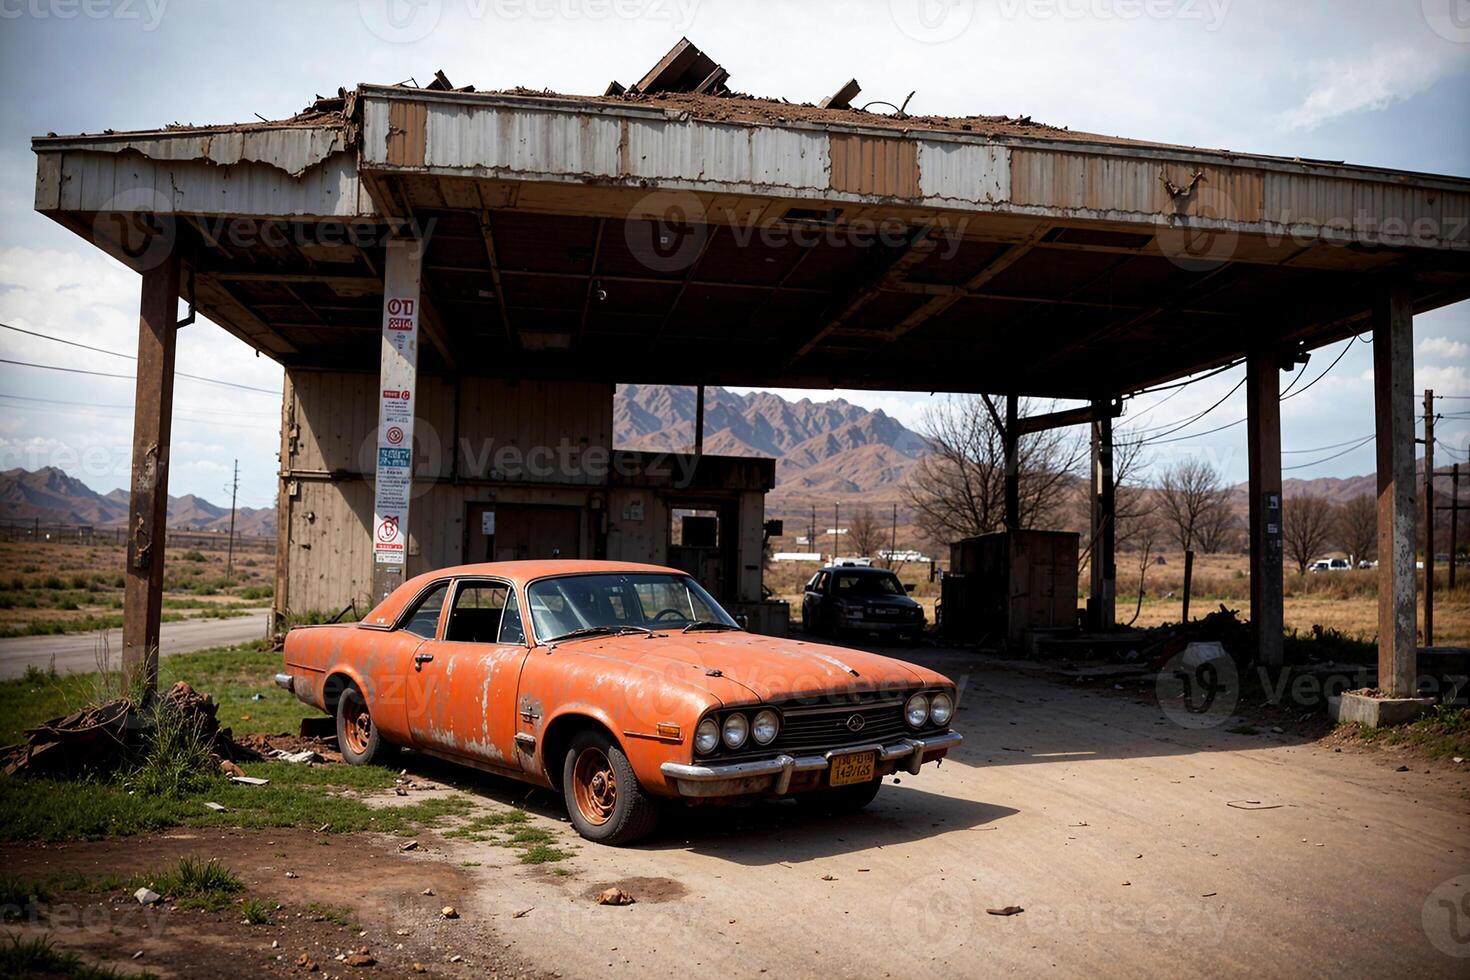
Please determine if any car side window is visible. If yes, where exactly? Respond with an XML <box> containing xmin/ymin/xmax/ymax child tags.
<box><xmin>499</xmin><ymin>589</ymin><xmax>527</xmax><ymax>645</ymax></box>
<box><xmin>445</xmin><ymin>582</ymin><xmax>511</xmax><ymax>644</ymax></box>
<box><xmin>400</xmin><ymin>582</ymin><xmax>449</xmax><ymax>639</ymax></box>
<box><xmin>815</xmin><ymin>572</ymin><xmax>830</xmax><ymax>593</ymax></box>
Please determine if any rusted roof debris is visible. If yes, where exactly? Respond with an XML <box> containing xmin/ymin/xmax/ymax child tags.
<box><xmin>36</xmin><ymin>35</ymin><xmax>1246</xmax><ymax>154</ymax></box>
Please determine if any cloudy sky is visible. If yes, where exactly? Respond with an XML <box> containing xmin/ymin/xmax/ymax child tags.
<box><xmin>0</xmin><ymin>0</ymin><xmax>1467</xmax><ymax>508</ymax></box>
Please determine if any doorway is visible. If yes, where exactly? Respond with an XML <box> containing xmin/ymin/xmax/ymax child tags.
<box><xmin>465</xmin><ymin>503</ymin><xmax>582</xmax><ymax>563</ymax></box>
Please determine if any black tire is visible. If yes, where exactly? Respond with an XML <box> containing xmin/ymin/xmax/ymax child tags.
<box><xmin>336</xmin><ymin>684</ymin><xmax>394</xmax><ymax>766</ymax></box>
<box><xmin>561</xmin><ymin>730</ymin><xmax>658</xmax><ymax>845</ymax></box>
<box><xmin>796</xmin><ymin>778</ymin><xmax>883</xmax><ymax>814</ymax></box>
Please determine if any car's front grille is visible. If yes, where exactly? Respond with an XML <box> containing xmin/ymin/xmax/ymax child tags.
<box><xmin>714</xmin><ymin>693</ymin><xmax>941</xmax><ymax>761</ymax></box>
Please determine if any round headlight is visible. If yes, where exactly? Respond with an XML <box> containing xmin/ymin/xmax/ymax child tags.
<box><xmin>694</xmin><ymin>718</ymin><xmax>720</xmax><ymax>755</ymax></box>
<box><xmin>904</xmin><ymin>692</ymin><xmax>930</xmax><ymax>729</ymax></box>
<box><xmin>722</xmin><ymin>712</ymin><xmax>749</xmax><ymax>749</ymax></box>
<box><xmin>751</xmin><ymin>709</ymin><xmax>780</xmax><ymax>745</ymax></box>
<box><xmin>929</xmin><ymin>692</ymin><xmax>954</xmax><ymax>726</ymax></box>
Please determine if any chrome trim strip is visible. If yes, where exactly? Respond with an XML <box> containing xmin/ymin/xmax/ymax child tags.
<box><xmin>273</xmin><ymin>672</ymin><xmax>293</xmax><ymax>692</ymax></box>
<box><xmin>660</xmin><ymin>731</ymin><xmax>963</xmax><ymax>786</ymax></box>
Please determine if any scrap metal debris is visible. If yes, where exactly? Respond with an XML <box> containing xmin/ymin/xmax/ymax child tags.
<box><xmin>1226</xmin><ymin>800</ymin><xmax>1283</xmax><ymax>810</ymax></box>
<box><xmin>986</xmin><ymin>906</ymin><xmax>1024</xmax><ymax>916</ymax></box>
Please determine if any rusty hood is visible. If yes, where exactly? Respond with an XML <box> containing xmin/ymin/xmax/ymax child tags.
<box><xmin>550</xmin><ymin>630</ymin><xmax>950</xmax><ymax>704</ymax></box>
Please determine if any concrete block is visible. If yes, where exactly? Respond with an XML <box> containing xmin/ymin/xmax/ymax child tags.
<box><xmin>1328</xmin><ymin>691</ymin><xmax>1436</xmax><ymax>727</ymax></box>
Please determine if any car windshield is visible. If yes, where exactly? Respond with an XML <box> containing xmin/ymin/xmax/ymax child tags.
<box><xmin>526</xmin><ymin>572</ymin><xmax>738</xmax><ymax>641</ymax></box>
<box><xmin>832</xmin><ymin>571</ymin><xmax>904</xmax><ymax>596</ymax></box>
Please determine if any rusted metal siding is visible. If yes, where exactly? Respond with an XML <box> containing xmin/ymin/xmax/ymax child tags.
<box><xmin>34</xmin><ymin>125</ymin><xmax>347</xmax><ymax>177</ymax></box>
<box><xmin>415</xmin><ymin>103</ymin><xmax>621</xmax><ymax>175</ymax></box>
<box><xmin>37</xmin><ymin>149</ymin><xmax>368</xmax><ymax>218</ymax></box>
<box><xmin>623</xmin><ymin>119</ymin><xmax>828</xmax><ymax>189</ymax></box>
<box><xmin>917</xmin><ymin>141</ymin><xmax>1008</xmax><ymax>205</ymax></box>
<box><xmin>828</xmin><ymin>135</ymin><xmax>920</xmax><ymax>199</ymax></box>
<box><xmin>1009</xmin><ymin>150</ymin><xmax>1264</xmax><ymax>221</ymax></box>
<box><xmin>386</xmin><ymin>101</ymin><xmax>427</xmax><ymax>168</ymax></box>
<box><xmin>1263</xmin><ymin>173</ymin><xmax>1470</xmax><ymax>248</ymax></box>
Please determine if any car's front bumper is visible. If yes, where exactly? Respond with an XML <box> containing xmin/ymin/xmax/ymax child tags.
<box><xmin>659</xmin><ymin>731</ymin><xmax>962</xmax><ymax>798</ymax></box>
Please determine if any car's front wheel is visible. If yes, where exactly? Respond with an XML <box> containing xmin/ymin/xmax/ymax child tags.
<box><xmin>562</xmin><ymin>730</ymin><xmax>658</xmax><ymax>845</ymax></box>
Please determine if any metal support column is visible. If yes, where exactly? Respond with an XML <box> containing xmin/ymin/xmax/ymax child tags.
<box><xmin>1374</xmin><ymin>282</ymin><xmax>1417</xmax><ymax>698</ymax></box>
<box><xmin>694</xmin><ymin>384</ymin><xmax>705</xmax><ymax>458</ymax></box>
<box><xmin>1004</xmin><ymin>393</ymin><xmax>1019</xmax><ymax>532</ymax></box>
<box><xmin>370</xmin><ymin>239</ymin><xmax>425</xmax><ymax>606</ymax></box>
<box><xmin>122</xmin><ymin>252</ymin><xmax>181</xmax><ymax>698</ymax></box>
<box><xmin>1089</xmin><ymin>399</ymin><xmax>1115</xmax><ymax>629</ymax></box>
<box><xmin>1246</xmin><ymin>350</ymin><xmax>1284</xmax><ymax>667</ymax></box>
<box><xmin>1423</xmin><ymin>389</ymin><xmax>1435</xmax><ymax>646</ymax></box>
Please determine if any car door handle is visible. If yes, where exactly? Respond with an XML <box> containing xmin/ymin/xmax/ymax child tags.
<box><xmin>414</xmin><ymin>652</ymin><xmax>434</xmax><ymax>667</ymax></box>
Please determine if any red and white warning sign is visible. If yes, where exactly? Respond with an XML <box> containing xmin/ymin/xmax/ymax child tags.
<box><xmin>372</xmin><ymin>244</ymin><xmax>421</xmax><ymax>567</ymax></box>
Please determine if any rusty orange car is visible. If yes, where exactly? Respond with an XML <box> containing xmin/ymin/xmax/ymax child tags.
<box><xmin>276</xmin><ymin>560</ymin><xmax>961</xmax><ymax>844</ymax></box>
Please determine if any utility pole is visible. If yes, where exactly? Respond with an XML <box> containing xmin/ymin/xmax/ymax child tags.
<box><xmin>889</xmin><ymin>502</ymin><xmax>898</xmax><ymax>569</ymax></box>
<box><xmin>1423</xmin><ymin>391</ymin><xmax>1434</xmax><ymax>646</ymax></box>
<box><xmin>833</xmin><ymin>502</ymin><xmax>840</xmax><ymax>561</ymax></box>
<box><xmin>809</xmin><ymin>504</ymin><xmax>817</xmax><ymax>554</ymax></box>
<box><xmin>1450</xmin><ymin>461</ymin><xmax>1460</xmax><ymax>590</ymax></box>
<box><xmin>226</xmin><ymin>459</ymin><xmax>239</xmax><ymax>579</ymax></box>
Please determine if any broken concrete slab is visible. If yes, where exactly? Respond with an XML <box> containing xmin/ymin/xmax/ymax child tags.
<box><xmin>1328</xmin><ymin>691</ymin><xmax>1436</xmax><ymax>727</ymax></box>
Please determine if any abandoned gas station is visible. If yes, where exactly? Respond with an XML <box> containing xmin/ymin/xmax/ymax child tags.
<box><xmin>31</xmin><ymin>40</ymin><xmax>1470</xmax><ymax>713</ymax></box>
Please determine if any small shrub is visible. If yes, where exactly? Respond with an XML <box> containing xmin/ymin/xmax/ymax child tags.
<box><xmin>122</xmin><ymin>705</ymin><xmax>220</xmax><ymax>799</ymax></box>
<box><xmin>240</xmin><ymin>897</ymin><xmax>274</xmax><ymax>925</ymax></box>
<box><xmin>179</xmin><ymin>550</ymin><xmax>207</xmax><ymax>562</ymax></box>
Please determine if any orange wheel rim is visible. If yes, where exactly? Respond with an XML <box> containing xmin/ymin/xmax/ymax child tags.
<box><xmin>343</xmin><ymin>698</ymin><xmax>372</xmax><ymax>754</ymax></box>
<box><xmin>572</xmin><ymin>747</ymin><xmax>617</xmax><ymax>826</ymax></box>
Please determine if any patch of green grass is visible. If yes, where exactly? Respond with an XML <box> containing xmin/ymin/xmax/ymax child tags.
<box><xmin>239</xmin><ymin>898</ymin><xmax>275</xmax><ymax>925</ymax></box>
<box><xmin>0</xmin><ymin>643</ymin><xmax>302</xmax><ymax>745</ymax></box>
<box><xmin>121</xmin><ymin>704</ymin><xmax>220</xmax><ymax>799</ymax></box>
<box><xmin>0</xmin><ymin>873</ymin><xmax>48</xmax><ymax>919</ymax></box>
<box><xmin>0</xmin><ymin>933</ymin><xmax>154</xmax><ymax>980</ymax></box>
<box><xmin>1339</xmin><ymin>705</ymin><xmax>1470</xmax><ymax>760</ymax></box>
<box><xmin>305</xmin><ymin>902</ymin><xmax>357</xmax><ymax>930</ymax></box>
<box><xmin>137</xmin><ymin>856</ymin><xmax>243</xmax><ymax>911</ymax></box>
<box><xmin>443</xmin><ymin>808</ymin><xmax>530</xmax><ymax>841</ymax></box>
<box><xmin>518</xmin><ymin>842</ymin><xmax>571</xmax><ymax>865</ymax></box>
<box><xmin>0</xmin><ymin>762</ymin><xmax>461</xmax><ymax>842</ymax></box>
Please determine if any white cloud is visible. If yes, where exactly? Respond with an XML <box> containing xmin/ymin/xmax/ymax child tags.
<box><xmin>1418</xmin><ymin>336</ymin><xmax>1469</xmax><ymax>361</ymax></box>
<box><xmin>1278</xmin><ymin>44</ymin><xmax>1465</xmax><ymax>131</ymax></box>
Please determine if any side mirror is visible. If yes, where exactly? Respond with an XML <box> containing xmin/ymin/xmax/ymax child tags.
<box><xmin>735</xmin><ymin>613</ymin><xmax>749</xmax><ymax>630</ymax></box>
<box><xmin>904</xmin><ymin>583</ymin><xmax>916</xmax><ymax>593</ymax></box>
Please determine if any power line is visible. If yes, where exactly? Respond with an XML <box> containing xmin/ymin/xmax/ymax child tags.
<box><xmin>0</xmin><ymin>392</ymin><xmax>277</xmax><ymax>419</ymax></box>
<box><xmin>0</xmin><ymin>321</ymin><xmax>281</xmax><ymax>395</ymax></box>
<box><xmin>1124</xmin><ymin>377</ymin><xmax>1246</xmax><ymax>445</ymax></box>
<box><xmin>0</xmin><ymin>356</ymin><xmax>280</xmax><ymax>396</ymax></box>
<box><xmin>1281</xmin><ymin>432</ymin><xmax>1374</xmax><ymax>454</ymax></box>
<box><xmin>1283</xmin><ymin>433</ymin><xmax>1376</xmax><ymax>471</ymax></box>
<box><xmin>1282</xmin><ymin>336</ymin><xmax>1355</xmax><ymax>401</ymax></box>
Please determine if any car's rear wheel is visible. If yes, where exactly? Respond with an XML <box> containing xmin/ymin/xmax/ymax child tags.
<box><xmin>336</xmin><ymin>684</ymin><xmax>392</xmax><ymax>765</ymax></box>
<box><xmin>797</xmin><ymin>778</ymin><xmax>883</xmax><ymax>813</ymax></box>
<box><xmin>562</xmin><ymin>730</ymin><xmax>657</xmax><ymax>845</ymax></box>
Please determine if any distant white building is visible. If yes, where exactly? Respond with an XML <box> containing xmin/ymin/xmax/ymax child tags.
<box><xmin>773</xmin><ymin>552</ymin><xmax>824</xmax><ymax>562</ymax></box>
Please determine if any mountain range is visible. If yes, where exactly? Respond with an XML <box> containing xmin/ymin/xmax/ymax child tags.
<box><xmin>615</xmin><ymin>384</ymin><xmax>929</xmax><ymax>506</ymax></box>
<box><xmin>0</xmin><ymin>466</ymin><xmax>277</xmax><ymax>537</ymax></box>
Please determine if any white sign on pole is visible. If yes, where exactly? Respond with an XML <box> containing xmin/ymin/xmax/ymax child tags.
<box><xmin>373</xmin><ymin>248</ymin><xmax>421</xmax><ymax>566</ymax></box>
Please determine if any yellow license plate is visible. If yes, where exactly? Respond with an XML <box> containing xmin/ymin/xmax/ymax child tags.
<box><xmin>829</xmin><ymin>751</ymin><xmax>875</xmax><ymax>787</ymax></box>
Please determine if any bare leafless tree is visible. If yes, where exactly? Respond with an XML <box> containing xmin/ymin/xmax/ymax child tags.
<box><xmin>1283</xmin><ymin>493</ymin><xmax>1336</xmax><ymax>575</ymax></box>
<box><xmin>903</xmin><ymin>395</ymin><xmax>1085</xmax><ymax>544</ymax></box>
<box><xmin>1155</xmin><ymin>458</ymin><xmax>1234</xmax><ymax>553</ymax></box>
<box><xmin>846</xmin><ymin>505</ymin><xmax>884</xmax><ymax>560</ymax></box>
<box><xmin>1124</xmin><ymin>509</ymin><xmax>1163</xmax><ymax>628</ymax></box>
<box><xmin>1334</xmin><ymin>494</ymin><xmax>1377</xmax><ymax>566</ymax></box>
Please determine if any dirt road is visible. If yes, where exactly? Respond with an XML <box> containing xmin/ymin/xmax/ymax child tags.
<box><xmin>0</xmin><ymin>608</ymin><xmax>270</xmax><ymax>679</ymax></box>
<box><xmin>425</xmin><ymin>646</ymin><xmax>1469</xmax><ymax>977</ymax></box>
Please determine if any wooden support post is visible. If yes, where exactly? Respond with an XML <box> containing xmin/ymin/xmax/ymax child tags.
<box><xmin>1246</xmin><ymin>350</ymin><xmax>1284</xmax><ymax>667</ymax></box>
<box><xmin>370</xmin><ymin>239</ymin><xmax>424</xmax><ymax>606</ymax></box>
<box><xmin>1423</xmin><ymin>389</ymin><xmax>1435</xmax><ymax>646</ymax></box>
<box><xmin>1004</xmin><ymin>394</ymin><xmax>1019</xmax><ymax>532</ymax></box>
<box><xmin>1374</xmin><ymin>283</ymin><xmax>1417</xmax><ymax>698</ymax></box>
<box><xmin>694</xmin><ymin>384</ymin><xmax>705</xmax><ymax>458</ymax></box>
<box><xmin>122</xmin><ymin>253</ymin><xmax>181</xmax><ymax>699</ymax></box>
<box><xmin>1090</xmin><ymin>400</ymin><xmax>1116</xmax><ymax>629</ymax></box>
<box><xmin>1451</xmin><ymin>462</ymin><xmax>1460</xmax><ymax>590</ymax></box>
<box><xmin>1182</xmin><ymin>549</ymin><xmax>1195</xmax><ymax>623</ymax></box>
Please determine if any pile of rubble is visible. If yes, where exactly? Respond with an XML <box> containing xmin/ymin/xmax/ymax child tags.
<box><xmin>1</xmin><ymin>681</ymin><xmax>258</xmax><ymax>778</ymax></box>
